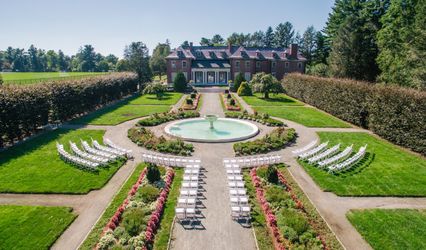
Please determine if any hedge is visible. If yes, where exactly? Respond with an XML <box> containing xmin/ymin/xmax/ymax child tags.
<box><xmin>283</xmin><ymin>74</ymin><xmax>426</xmax><ymax>156</ymax></box>
<box><xmin>0</xmin><ymin>73</ymin><xmax>138</xmax><ymax>147</ymax></box>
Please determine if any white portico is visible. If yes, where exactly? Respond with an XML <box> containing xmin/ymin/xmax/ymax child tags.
<box><xmin>191</xmin><ymin>61</ymin><xmax>231</xmax><ymax>85</ymax></box>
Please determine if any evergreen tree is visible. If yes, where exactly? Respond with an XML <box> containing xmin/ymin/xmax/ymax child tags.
<box><xmin>300</xmin><ymin>26</ymin><xmax>317</xmax><ymax>65</ymax></box>
<box><xmin>173</xmin><ymin>72</ymin><xmax>187</xmax><ymax>92</ymax></box>
<box><xmin>232</xmin><ymin>72</ymin><xmax>245</xmax><ymax>92</ymax></box>
<box><xmin>313</xmin><ymin>32</ymin><xmax>329</xmax><ymax>64</ymax></box>
<box><xmin>377</xmin><ymin>0</ymin><xmax>417</xmax><ymax>86</ymax></box>
<box><xmin>273</xmin><ymin>22</ymin><xmax>295</xmax><ymax>48</ymax></box>
<box><xmin>181</xmin><ymin>41</ymin><xmax>190</xmax><ymax>47</ymax></box>
<box><xmin>264</xmin><ymin>26</ymin><xmax>274</xmax><ymax>47</ymax></box>
<box><xmin>124</xmin><ymin>41</ymin><xmax>152</xmax><ymax>84</ymax></box>
<box><xmin>408</xmin><ymin>0</ymin><xmax>426</xmax><ymax>89</ymax></box>
<box><xmin>211</xmin><ymin>34</ymin><xmax>225</xmax><ymax>45</ymax></box>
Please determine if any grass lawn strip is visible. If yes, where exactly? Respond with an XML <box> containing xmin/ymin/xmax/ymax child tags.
<box><xmin>128</xmin><ymin>93</ymin><xmax>183</xmax><ymax>105</ymax></box>
<box><xmin>1</xmin><ymin>72</ymin><xmax>108</xmax><ymax>84</ymax></box>
<box><xmin>80</xmin><ymin>163</ymin><xmax>147</xmax><ymax>250</ymax></box>
<box><xmin>301</xmin><ymin>132</ymin><xmax>426</xmax><ymax>196</ymax></box>
<box><xmin>347</xmin><ymin>209</ymin><xmax>426</xmax><ymax>250</ymax></box>
<box><xmin>255</xmin><ymin>106</ymin><xmax>351</xmax><ymax>128</ymax></box>
<box><xmin>0</xmin><ymin>129</ymin><xmax>124</xmax><ymax>194</ymax></box>
<box><xmin>242</xmin><ymin>93</ymin><xmax>304</xmax><ymax>107</ymax></box>
<box><xmin>0</xmin><ymin>205</ymin><xmax>76</xmax><ymax>250</ymax></box>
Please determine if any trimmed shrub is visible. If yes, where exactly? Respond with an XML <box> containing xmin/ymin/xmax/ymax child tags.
<box><xmin>0</xmin><ymin>73</ymin><xmax>138</xmax><ymax>148</ymax></box>
<box><xmin>190</xmin><ymin>93</ymin><xmax>196</xmax><ymax>99</ymax></box>
<box><xmin>122</xmin><ymin>207</ymin><xmax>151</xmax><ymax>236</ymax></box>
<box><xmin>237</xmin><ymin>81</ymin><xmax>253</xmax><ymax>96</ymax></box>
<box><xmin>136</xmin><ymin>184</ymin><xmax>160</xmax><ymax>203</ymax></box>
<box><xmin>232</xmin><ymin>72</ymin><xmax>245</xmax><ymax>92</ymax></box>
<box><xmin>173</xmin><ymin>72</ymin><xmax>187</xmax><ymax>92</ymax></box>
<box><xmin>266</xmin><ymin>165</ymin><xmax>279</xmax><ymax>184</ymax></box>
<box><xmin>146</xmin><ymin>164</ymin><xmax>161</xmax><ymax>183</ymax></box>
<box><xmin>185</xmin><ymin>98</ymin><xmax>193</xmax><ymax>105</ymax></box>
<box><xmin>229</xmin><ymin>99</ymin><xmax>236</xmax><ymax>106</ymax></box>
<box><xmin>283</xmin><ymin>74</ymin><xmax>426</xmax><ymax>156</ymax></box>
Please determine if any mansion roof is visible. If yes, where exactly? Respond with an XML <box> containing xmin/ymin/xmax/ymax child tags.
<box><xmin>166</xmin><ymin>45</ymin><xmax>306</xmax><ymax>61</ymax></box>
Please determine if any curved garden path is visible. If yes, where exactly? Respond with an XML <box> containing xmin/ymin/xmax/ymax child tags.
<box><xmin>0</xmin><ymin>90</ymin><xmax>424</xmax><ymax>250</ymax></box>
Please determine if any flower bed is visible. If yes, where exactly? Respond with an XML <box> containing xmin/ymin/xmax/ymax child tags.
<box><xmin>137</xmin><ymin>110</ymin><xmax>200</xmax><ymax>126</ymax></box>
<box><xmin>96</xmin><ymin>165</ymin><xmax>175</xmax><ymax>250</ymax></box>
<box><xmin>250</xmin><ymin>166</ymin><xmax>328</xmax><ymax>250</ymax></box>
<box><xmin>128</xmin><ymin>127</ymin><xmax>193</xmax><ymax>156</ymax></box>
<box><xmin>225</xmin><ymin>111</ymin><xmax>284</xmax><ymax>127</ymax></box>
<box><xmin>233</xmin><ymin>127</ymin><xmax>296</xmax><ymax>156</ymax></box>
<box><xmin>221</xmin><ymin>93</ymin><xmax>241</xmax><ymax>111</ymax></box>
<box><xmin>181</xmin><ymin>93</ymin><xmax>201</xmax><ymax>110</ymax></box>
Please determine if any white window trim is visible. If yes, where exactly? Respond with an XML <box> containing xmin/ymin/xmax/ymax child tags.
<box><xmin>172</xmin><ymin>61</ymin><xmax>176</xmax><ymax>69</ymax></box>
<box><xmin>256</xmin><ymin>61</ymin><xmax>261</xmax><ymax>68</ymax></box>
<box><xmin>182</xmin><ymin>61</ymin><xmax>187</xmax><ymax>69</ymax></box>
<box><xmin>245</xmin><ymin>61</ymin><xmax>250</xmax><ymax>68</ymax></box>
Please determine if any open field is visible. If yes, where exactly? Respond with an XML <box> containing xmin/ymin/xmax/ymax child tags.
<box><xmin>0</xmin><ymin>72</ymin><xmax>109</xmax><ymax>85</ymax></box>
<box><xmin>71</xmin><ymin>93</ymin><xmax>182</xmax><ymax>125</ymax></box>
<box><xmin>0</xmin><ymin>129</ymin><xmax>124</xmax><ymax>194</ymax></box>
<box><xmin>0</xmin><ymin>205</ymin><xmax>76</xmax><ymax>249</ymax></box>
<box><xmin>347</xmin><ymin>209</ymin><xmax>426</xmax><ymax>250</ymax></box>
<box><xmin>242</xmin><ymin>93</ymin><xmax>304</xmax><ymax>106</ymax></box>
<box><xmin>255</xmin><ymin>106</ymin><xmax>351</xmax><ymax>128</ymax></box>
<box><xmin>300</xmin><ymin>132</ymin><xmax>426</xmax><ymax>196</ymax></box>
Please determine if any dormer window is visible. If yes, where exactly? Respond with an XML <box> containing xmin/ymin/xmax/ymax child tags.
<box><xmin>182</xmin><ymin>61</ymin><xmax>187</xmax><ymax>69</ymax></box>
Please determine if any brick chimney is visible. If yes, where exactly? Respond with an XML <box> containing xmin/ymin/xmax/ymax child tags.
<box><xmin>189</xmin><ymin>42</ymin><xmax>193</xmax><ymax>50</ymax></box>
<box><xmin>228</xmin><ymin>42</ymin><xmax>232</xmax><ymax>52</ymax></box>
<box><xmin>290</xmin><ymin>44</ymin><xmax>298</xmax><ymax>58</ymax></box>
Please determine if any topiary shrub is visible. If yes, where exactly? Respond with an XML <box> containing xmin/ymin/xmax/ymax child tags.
<box><xmin>190</xmin><ymin>93</ymin><xmax>196</xmax><ymax>99</ymax></box>
<box><xmin>229</xmin><ymin>99</ymin><xmax>236</xmax><ymax>106</ymax></box>
<box><xmin>185</xmin><ymin>98</ymin><xmax>193</xmax><ymax>105</ymax></box>
<box><xmin>266</xmin><ymin>165</ymin><xmax>279</xmax><ymax>184</ymax></box>
<box><xmin>146</xmin><ymin>164</ymin><xmax>161</xmax><ymax>183</ymax></box>
<box><xmin>173</xmin><ymin>72</ymin><xmax>187</xmax><ymax>92</ymax></box>
<box><xmin>237</xmin><ymin>81</ymin><xmax>253</xmax><ymax>96</ymax></box>
<box><xmin>232</xmin><ymin>72</ymin><xmax>245</xmax><ymax>92</ymax></box>
<box><xmin>227</xmin><ymin>93</ymin><xmax>232</xmax><ymax>99</ymax></box>
<box><xmin>136</xmin><ymin>184</ymin><xmax>160</xmax><ymax>203</ymax></box>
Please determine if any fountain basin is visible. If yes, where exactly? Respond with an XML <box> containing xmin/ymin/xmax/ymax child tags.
<box><xmin>164</xmin><ymin>118</ymin><xmax>259</xmax><ymax>143</ymax></box>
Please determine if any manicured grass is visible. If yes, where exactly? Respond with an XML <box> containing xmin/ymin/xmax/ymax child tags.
<box><xmin>71</xmin><ymin>103</ymin><xmax>170</xmax><ymax>125</ymax></box>
<box><xmin>1</xmin><ymin>72</ymin><xmax>108</xmax><ymax>84</ymax></box>
<box><xmin>243</xmin><ymin>171</ymin><xmax>275</xmax><ymax>250</ymax></box>
<box><xmin>128</xmin><ymin>92</ymin><xmax>183</xmax><ymax>105</ymax></box>
<box><xmin>242</xmin><ymin>93</ymin><xmax>304</xmax><ymax>106</ymax></box>
<box><xmin>153</xmin><ymin>168</ymin><xmax>183</xmax><ymax>250</ymax></box>
<box><xmin>301</xmin><ymin>132</ymin><xmax>426</xmax><ymax>196</ymax></box>
<box><xmin>0</xmin><ymin>129</ymin><xmax>124</xmax><ymax>194</ymax></box>
<box><xmin>0</xmin><ymin>205</ymin><xmax>76</xmax><ymax>249</ymax></box>
<box><xmin>347</xmin><ymin>209</ymin><xmax>426</xmax><ymax>250</ymax></box>
<box><xmin>255</xmin><ymin>106</ymin><xmax>351</xmax><ymax>128</ymax></box>
<box><xmin>80</xmin><ymin>163</ymin><xmax>147</xmax><ymax>250</ymax></box>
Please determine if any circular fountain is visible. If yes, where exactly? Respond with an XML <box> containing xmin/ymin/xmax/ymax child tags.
<box><xmin>164</xmin><ymin>115</ymin><xmax>259</xmax><ymax>143</ymax></box>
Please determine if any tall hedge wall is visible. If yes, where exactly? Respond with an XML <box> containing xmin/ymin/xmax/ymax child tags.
<box><xmin>283</xmin><ymin>74</ymin><xmax>426</xmax><ymax>156</ymax></box>
<box><xmin>0</xmin><ymin>73</ymin><xmax>138</xmax><ymax>147</ymax></box>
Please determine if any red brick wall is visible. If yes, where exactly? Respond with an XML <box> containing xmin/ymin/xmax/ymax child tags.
<box><xmin>166</xmin><ymin>59</ymin><xmax>192</xmax><ymax>83</ymax></box>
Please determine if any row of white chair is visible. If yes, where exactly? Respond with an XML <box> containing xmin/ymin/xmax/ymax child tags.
<box><xmin>224</xmin><ymin>163</ymin><xmax>251</xmax><ymax>222</ymax></box>
<box><xmin>103</xmin><ymin>138</ymin><xmax>133</xmax><ymax>158</ymax></box>
<box><xmin>307</xmin><ymin>143</ymin><xmax>340</xmax><ymax>164</ymax></box>
<box><xmin>292</xmin><ymin>140</ymin><xmax>318</xmax><ymax>155</ymax></box>
<box><xmin>223</xmin><ymin>154</ymin><xmax>282</xmax><ymax>167</ymax></box>
<box><xmin>176</xmin><ymin>164</ymin><xmax>202</xmax><ymax>223</ymax></box>
<box><xmin>329</xmin><ymin>145</ymin><xmax>367</xmax><ymax>172</ymax></box>
<box><xmin>142</xmin><ymin>152</ymin><xmax>201</xmax><ymax>167</ymax></box>
<box><xmin>92</xmin><ymin>139</ymin><xmax>127</xmax><ymax>158</ymax></box>
<box><xmin>81</xmin><ymin>140</ymin><xmax>117</xmax><ymax>160</ymax></box>
<box><xmin>298</xmin><ymin>142</ymin><xmax>329</xmax><ymax>159</ymax></box>
<box><xmin>318</xmin><ymin>145</ymin><xmax>353</xmax><ymax>167</ymax></box>
<box><xmin>70</xmin><ymin>141</ymin><xmax>109</xmax><ymax>164</ymax></box>
<box><xmin>57</xmin><ymin>143</ymin><xmax>99</xmax><ymax>171</ymax></box>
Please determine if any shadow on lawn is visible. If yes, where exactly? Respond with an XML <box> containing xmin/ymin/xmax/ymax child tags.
<box><xmin>334</xmin><ymin>152</ymin><xmax>375</xmax><ymax>177</ymax></box>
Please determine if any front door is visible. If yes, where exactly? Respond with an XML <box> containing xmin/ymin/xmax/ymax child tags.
<box><xmin>195</xmin><ymin>71</ymin><xmax>203</xmax><ymax>83</ymax></box>
<box><xmin>219</xmin><ymin>72</ymin><xmax>227</xmax><ymax>83</ymax></box>
<box><xmin>207</xmin><ymin>72</ymin><xmax>215</xmax><ymax>83</ymax></box>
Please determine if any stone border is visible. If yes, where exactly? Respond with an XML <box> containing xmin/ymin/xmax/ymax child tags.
<box><xmin>164</xmin><ymin>117</ymin><xmax>259</xmax><ymax>143</ymax></box>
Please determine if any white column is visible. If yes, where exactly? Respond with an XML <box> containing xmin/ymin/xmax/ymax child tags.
<box><xmin>215</xmin><ymin>71</ymin><xmax>218</xmax><ymax>83</ymax></box>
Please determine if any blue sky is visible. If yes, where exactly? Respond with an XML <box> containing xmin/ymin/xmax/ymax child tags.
<box><xmin>1</xmin><ymin>0</ymin><xmax>334</xmax><ymax>57</ymax></box>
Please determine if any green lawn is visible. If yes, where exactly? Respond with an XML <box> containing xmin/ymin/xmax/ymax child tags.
<box><xmin>301</xmin><ymin>132</ymin><xmax>426</xmax><ymax>196</ymax></box>
<box><xmin>71</xmin><ymin>93</ymin><xmax>182</xmax><ymax>125</ymax></box>
<box><xmin>71</xmin><ymin>104</ymin><xmax>170</xmax><ymax>125</ymax></box>
<box><xmin>0</xmin><ymin>129</ymin><xmax>124</xmax><ymax>194</ymax></box>
<box><xmin>255</xmin><ymin>106</ymin><xmax>351</xmax><ymax>128</ymax></box>
<box><xmin>242</xmin><ymin>93</ymin><xmax>304</xmax><ymax>106</ymax></box>
<box><xmin>1</xmin><ymin>72</ymin><xmax>107</xmax><ymax>84</ymax></box>
<box><xmin>347</xmin><ymin>209</ymin><xmax>426</xmax><ymax>250</ymax></box>
<box><xmin>128</xmin><ymin>92</ymin><xmax>183</xmax><ymax>105</ymax></box>
<box><xmin>0</xmin><ymin>205</ymin><xmax>76</xmax><ymax>249</ymax></box>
